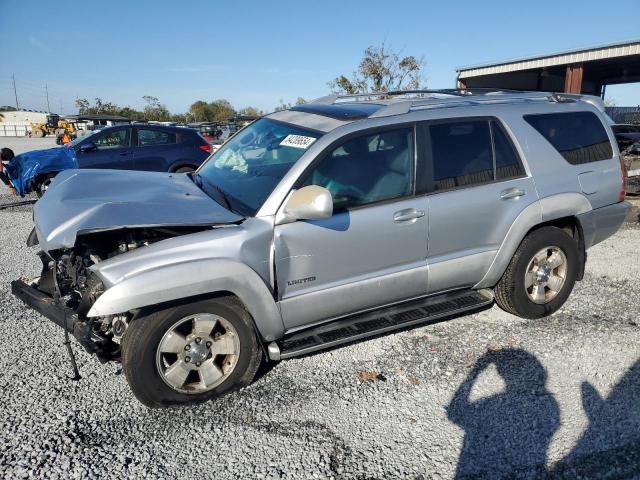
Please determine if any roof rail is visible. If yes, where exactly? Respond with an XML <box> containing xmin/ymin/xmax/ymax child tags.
<box><xmin>308</xmin><ymin>89</ymin><xmax>582</xmax><ymax>118</ymax></box>
<box><xmin>309</xmin><ymin>88</ymin><xmax>536</xmax><ymax>105</ymax></box>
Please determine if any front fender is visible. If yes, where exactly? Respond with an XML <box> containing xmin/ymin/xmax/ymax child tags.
<box><xmin>88</xmin><ymin>259</ymin><xmax>284</xmax><ymax>341</ymax></box>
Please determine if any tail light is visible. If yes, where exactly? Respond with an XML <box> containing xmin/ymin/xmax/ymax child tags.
<box><xmin>619</xmin><ymin>155</ymin><xmax>627</xmax><ymax>202</ymax></box>
<box><xmin>199</xmin><ymin>144</ymin><xmax>213</xmax><ymax>154</ymax></box>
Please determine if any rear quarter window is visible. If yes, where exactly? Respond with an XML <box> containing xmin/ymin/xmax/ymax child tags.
<box><xmin>524</xmin><ymin>111</ymin><xmax>613</xmax><ymax>165</ymax></box>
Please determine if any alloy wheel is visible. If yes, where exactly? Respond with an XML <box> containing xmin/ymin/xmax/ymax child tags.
<box><xmin>524</xmin><ymin>246</ymin><xmax>568</xmax><ymax>304</ymax></box>
<box><xmin>156</xmin><ymin>313</ymin><xmax>240</xmax><ymax>393</ymax></box>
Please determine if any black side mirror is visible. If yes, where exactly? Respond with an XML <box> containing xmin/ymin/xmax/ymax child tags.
<box><xmin>79</xmin><ymin>142</ymin><xmax>96</xmax><ymax>153</ymax></box>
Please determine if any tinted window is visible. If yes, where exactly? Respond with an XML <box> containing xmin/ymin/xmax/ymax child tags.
<box><xmin>524</xmin><ymin>111</ymin><xmax>613</xmax><ymax>165</ymax></box>
<box><xmin>492</xmin><ymin>121</ymin><xmax>524</xmax><ymax>179</ymax></box>
<box><xmin>303</xmin><ymin>128</ymin><xmax>414</xmax><ymax>210</ymax></box>
<box><xmin>429</xmin><ymin>121</ymin><xmax>493</xmax><ymax>191</ymax></box>
<box><xmin>93</xmin><ymin>128</ymin><xmax>130</xmax><ymax>149</ymax></box>
<box><xmin>138</xmin><ymin>129</ymin><xmax>176</xmax><ymax>146</ymax></box>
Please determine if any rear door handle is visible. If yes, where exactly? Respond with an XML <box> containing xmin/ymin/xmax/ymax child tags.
<box><xmin>394</xmin><ymin>208</ymin><xmax>425</xmax><ymax>223</ymax></box>
<box><xmin>500</xmin><ymin>188</ymin><xmax>526</xmax><ymax>200</ymax></box>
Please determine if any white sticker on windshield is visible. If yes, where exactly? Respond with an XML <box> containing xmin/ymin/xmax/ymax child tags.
<box><xmin>280</xmin><ymin>134</ymin><xmax>316</xmax><ymax>149</ymax></box>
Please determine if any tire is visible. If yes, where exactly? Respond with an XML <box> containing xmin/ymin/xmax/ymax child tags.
<box><xmin>174</xmin><ymin>166</ymin><xmax>196</xmax><ymax>173</ymax></box>
<box><xmin>33</xmin><ymin>128</ymin><xmax>46</xmax><ymax>138</ymax></box>
<box><xmin>121</xmin><ymin>296</ymin><xmax>263</xmax><ymax>408</ymax></box>
<box><xmin>35</xmin><ymin>173</ymin><xmax>57</xmax><ymax>197</ymax></box>
<box><xmin>494</xmin><ymin>226</ymin><xmax>579</xmax><ymax>319</ymax></box>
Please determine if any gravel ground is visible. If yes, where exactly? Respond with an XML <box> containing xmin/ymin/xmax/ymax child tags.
<box><xmin>0</xmin><ymin>140</ymin><xmax>639</xmax><ymax>479</ymax></box>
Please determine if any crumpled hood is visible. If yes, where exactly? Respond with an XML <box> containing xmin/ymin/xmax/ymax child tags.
<box><xmin>4</xmin><ymin>146</ymin><xmax>77</xmax><ymax>196</ymax></box>
<box><xmin>33</xmin><ymin>169</ymin><xmax>243</xmax><ymax>251</ymax></box>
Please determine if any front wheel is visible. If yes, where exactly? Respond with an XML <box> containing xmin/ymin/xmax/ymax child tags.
<box><xmin>121</xmin><ymin>297</ymin><xmax>263</xmax><ymax>407</ymax></box>
<box><xmin>494</xmin><ymin>226</ymin><xmax>579</xmax><ymax>319</ymax></box>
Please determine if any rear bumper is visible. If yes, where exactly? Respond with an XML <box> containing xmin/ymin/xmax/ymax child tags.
<box><xmin>578</xmin><ymin>202</ymin><xmax>630</xmax><ymax>250</ymax></box>
<box><xmin>11</xmin><ymin>279</ymin><xmax>76</xmax><ymax>333</ymax></box>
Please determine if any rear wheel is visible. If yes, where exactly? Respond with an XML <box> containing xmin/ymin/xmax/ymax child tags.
<box><xmin>494</xmin><ymin>227</ymin><xmax>579</xmax><ymax>319</ymax></box>
<box><xmin>121</xmin><ymin>297</ymin><xmax>263</xmax><ymax>408</ymax></box>
<box><xmin>32</xmin><ymin>128</ymin><xmax>46</xmax><ymax>138</ymax></box>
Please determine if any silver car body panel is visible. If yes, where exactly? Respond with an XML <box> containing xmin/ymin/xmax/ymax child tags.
<box><xmin>274</xmin><ymin>197</ymin><xmax>429</xmax><ymax>329</ymax></box>
<box><xmin>87</xmin><ymin>216</ymin><xmax>285</xmax><ymax>340</ymax></box>
<box><xmin>34</xmin><ymin>169</ymin><xmax>243</xmax><ymax>251</ymax></box>
<box><xmin>30</xmin><ymin>94</ymin><xmax>628</xmax><ymax>343</ymax></box>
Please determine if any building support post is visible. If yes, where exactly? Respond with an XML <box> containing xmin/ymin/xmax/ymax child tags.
<box><xmin>564</xmin><ymin>63</ymin><xmax>584</xmax><ymax>93</ymax></box>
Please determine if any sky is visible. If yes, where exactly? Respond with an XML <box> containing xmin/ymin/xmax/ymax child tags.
<box><xmin>1</xmin><ymin>0</ymin><xmax>639</xmax><ymax>115</ymax></box>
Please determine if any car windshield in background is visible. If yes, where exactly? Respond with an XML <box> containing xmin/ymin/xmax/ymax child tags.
<box><xmin>68</xmin><ymin>131</ymin><xmax>99</xmax><ymax>148</ymax></box>
<box><xmin>195</xmin><ymin>118</ymin><xmax>321</xmax><ymax>216</ymax></box>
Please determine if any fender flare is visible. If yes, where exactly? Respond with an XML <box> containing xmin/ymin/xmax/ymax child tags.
<box><xmin>474</xmin><ymin>193</ymin><xmax>592</xmax><ymax>289</ymax></box>
<box><xmin>88</xmin><ymin>259</ymin><xmax>285</xmax><ymax>341</ymax></box>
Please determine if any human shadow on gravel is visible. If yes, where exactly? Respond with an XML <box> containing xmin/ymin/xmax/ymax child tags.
<box><xmin>551</xmin><ymin>358</ymin><xmax>640</xmax><ymax>478</ymax></box>
<box><xmin>446</xmin><ymin>348</ymin><xmax>560</xmax><ymax>479</ymax></box>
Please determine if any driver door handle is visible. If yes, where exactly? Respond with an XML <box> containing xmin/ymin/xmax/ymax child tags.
<box><xmin>394</xmin><ymin>208</ymin><xmax>425</xmax><ymax>223</ymax></box>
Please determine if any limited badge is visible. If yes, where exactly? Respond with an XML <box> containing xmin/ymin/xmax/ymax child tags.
<box><xmin>280</xmin><ymin>134</ymin><xmax>316</xmax><ymax>149</ymax></box>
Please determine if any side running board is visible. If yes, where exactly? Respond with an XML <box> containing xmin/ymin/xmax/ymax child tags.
<box><xmin>273</xmin><ymin>289</ymin><xmax>494</xmax><ymax>360</ymax></box>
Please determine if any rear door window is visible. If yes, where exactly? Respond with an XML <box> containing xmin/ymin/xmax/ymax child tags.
<box><xmin>492</xmin><ymin>120</ymin><xmax>525</xmax><ymax>180</ymax></box>
<box><xmin>524</xmin><ymin>111</ymin><xmax>613</xmax><ymax>165</ymax></box>
<box><xmin>137</xmin><ymin>129</ymin><xmax>176</xmax><ymax>147</ymax></box>
<box><xmin>429</xmin><ymin>120</ymin><xmax>494</xmax><ymax>191</ymax></box>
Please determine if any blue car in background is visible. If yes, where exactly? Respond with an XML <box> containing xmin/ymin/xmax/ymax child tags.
<box><xmin>4</xmin><ymin>124</ymin><xmax>213</xmax><ymax>196</ymax></box>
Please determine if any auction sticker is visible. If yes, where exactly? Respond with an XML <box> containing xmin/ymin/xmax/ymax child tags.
<box><xmin>280</xmin><ymin>134</ymin><xmax>316</xmax><ymax>149</ymax></box>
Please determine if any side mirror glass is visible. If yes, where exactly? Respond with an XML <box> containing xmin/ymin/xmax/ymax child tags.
<box><xmin>79</xmin><ymin>142</ymin><xmax>96</xmax><ymax>153</ymax></box>
<box><xmin>280</xmin><ymin>185</ymin><xmax>333</xmax><ymax>223</ymax></box>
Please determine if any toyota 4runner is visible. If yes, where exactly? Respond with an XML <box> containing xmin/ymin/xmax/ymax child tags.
<box><xmin>12</xmin><ymin>89</ymin><xmax>629</xmax><ymax>407</ymax></box>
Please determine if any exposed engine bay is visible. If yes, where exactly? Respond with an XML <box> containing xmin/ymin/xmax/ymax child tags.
<box><xmin>33</xmin><ymin>226</ymin><xmax>209</xmax><ymax>361</ymax></box>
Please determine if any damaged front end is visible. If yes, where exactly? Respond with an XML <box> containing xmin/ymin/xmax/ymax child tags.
<box><xmin>12</xmin><ymin>226</ymin><xmax>208</xmax><ymax>363</ymax></box>
<box><xmin>12</xmin><ymin>168</ymin><xmax>244</xmax><ymax>367</ymax></box>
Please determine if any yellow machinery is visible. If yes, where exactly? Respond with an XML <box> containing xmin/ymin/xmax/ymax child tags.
<box><xmin>30</xmin><ymin>114</ymin><xmax>77</xmax><ymax>139</ymax></box>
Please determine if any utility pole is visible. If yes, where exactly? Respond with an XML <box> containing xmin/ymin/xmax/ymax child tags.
<box><xmin>12</xmin><ymin>73</ymin><xmax>19</xmax><ymax>110</ymax></box>
<box><xmin>45</xmin><ymin>84</ymin><xmax>51</xmax><ymax>112</ymax></box>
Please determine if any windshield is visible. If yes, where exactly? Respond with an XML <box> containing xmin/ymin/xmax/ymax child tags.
<box><xmin>68</xmin><ymin>130</ymin><xmax>99</xmax><ymax>148</ymax></box>
<box><xmin>195</xmin><ymin>118</ymin><xmax>321</xmax><ymax>216</ymax></box>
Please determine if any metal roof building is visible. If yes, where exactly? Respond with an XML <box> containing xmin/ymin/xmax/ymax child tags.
<box><xmin>457</xmin><ymin>39</ymin><xmax>640</xmax><ymax>97</ymax></box>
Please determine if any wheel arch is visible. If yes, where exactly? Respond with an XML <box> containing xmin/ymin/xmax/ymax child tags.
<box><xmin>475</xmin><ymin>193</ymin><xmax>590</xmax><ymax>288</ymax></box>
<box><xmin>88</xmin><ymin>259</ymin><xmax>285</xmax><ymax>341</ymax></box>
<box><xmin>168</xmin><ymin>159</ymin><xmax>199</xmax><ymax>172</ymax></box>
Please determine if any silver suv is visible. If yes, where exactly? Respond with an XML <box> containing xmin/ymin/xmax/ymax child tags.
<box><xmin>12</xmin><ymin>90</ymin><xmax>629</xmax><ymax>407</ymax></box>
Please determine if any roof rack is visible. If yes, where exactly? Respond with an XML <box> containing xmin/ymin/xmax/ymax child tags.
<box><xmin>309</xmin><ymin>89</ymin><xmax>584</xmax><ymax>118</ymax></box>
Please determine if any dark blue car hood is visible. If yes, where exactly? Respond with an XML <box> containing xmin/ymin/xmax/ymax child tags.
<box><xmin>4</xmin><ymin>146</ymin><xmax>78</xmax><ymax>196</ymax></box>
<box><xmin>34</xmin><ymin>169</ymin><xmax>244</xmax><ymax>251</ymax></box>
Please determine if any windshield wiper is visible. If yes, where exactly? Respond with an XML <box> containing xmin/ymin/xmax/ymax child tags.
<box><xmin>195</xmin><ymin>172</ymin><xmax>234</xmax><ymax>212</ymax></box>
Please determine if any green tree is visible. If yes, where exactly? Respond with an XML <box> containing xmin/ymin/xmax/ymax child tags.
<box><xmin>237</xmin><ymin>106</ymin><xmax>263</xmax><ymax>117</ymax></box>
<box><xmin>274</xmin><ymin>97</ymin><xmax>307</xmax><ymax>112</ymax></box>
<box><xmin>188</xmin><ymin>99</ymin><xmax>235</xmax><ymax>122</ymax></box>
<box><xmin>328</xmin><ymin>43</ymin><xmax>425</xmax><ymax>94</ymax></box>
<box><xmin>142</xmin><ymin>95</ymin><xmax>171</xmax><ymax>122</ymax></box>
